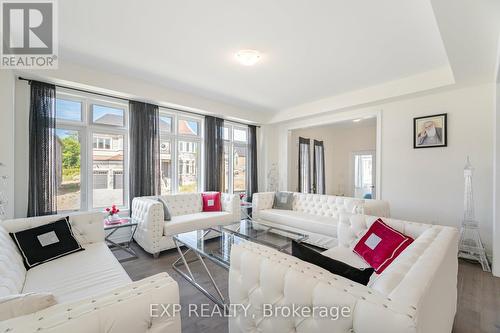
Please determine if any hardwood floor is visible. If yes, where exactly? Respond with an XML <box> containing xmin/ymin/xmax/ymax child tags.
<box><xmin>119</xmin><ymin>243</ymin><xmax>500</xmax><ymax>333</ymax></box>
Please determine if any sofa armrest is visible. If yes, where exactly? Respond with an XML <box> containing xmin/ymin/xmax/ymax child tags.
<box><xmin>131</xmin><ymin>197</ymin><xmax>164</xmax><ymax>255</ymax></box>
<box><xmin>221</xmin><ymin>193</ymin><xmax>240</xmax><ymax>222</ymax></box>
<box><xmin>251</xmin><ymin>192</ymin><xmax>275</xmax><ymax>218</ymax></box>
<box><xmin>0</xmin><ymin>273</ymin><xmax>181</xmax><ymax>333</ymax></box>
<box><xmin>1</xmin><ymin>212</ymin><xmax>106</xmax><ymax>245</ymax></box>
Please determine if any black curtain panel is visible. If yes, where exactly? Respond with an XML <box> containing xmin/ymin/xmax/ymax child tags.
<box><xmin>246</xmin><ymin>125</ymin><xmax>258</xmax><ymax>202</ymax></box>
<box><xmin>204</xmin><ymin>116</ymin><xmax>225</xmax><ymax>191</ymax></box>
<box><xmin>298</xmin><ymin>137</ymin><xmax>311</xmax><ymax>193</ymax></box>
<box><xmin>129</xmin><ymin>101</ymin><xmax>161</xmax><ymax>209</ymax></box>
<box><xmin>27</xmin><ymin>81</ymin><xmax>57</xmax><ymax>217</ymax></box>
<box><xmin>313</xmin><ymin>140</ymin><xmax>326</xmax><ymax>194</ymax></box>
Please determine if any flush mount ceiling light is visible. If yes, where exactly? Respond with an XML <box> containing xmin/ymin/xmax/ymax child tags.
<box><xmin>235</xmin><ymin>50</ymin><xmax>261</xmax><ymax>66</ymax></box>
<box><xmin>353</xmin><ymin>118</ymin><xmax>362</xmax><ymax>122</ymax></box>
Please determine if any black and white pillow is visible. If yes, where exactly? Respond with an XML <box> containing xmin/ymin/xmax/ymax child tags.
<box><xmin>291</xmin><ymin>241</ymin><xmax>374</xmax><ymax>285</ymax></box>
<box><xmin>10</xmin><ymin>217</ymin><xmax>84</xmax><ymax>270</ymax></box>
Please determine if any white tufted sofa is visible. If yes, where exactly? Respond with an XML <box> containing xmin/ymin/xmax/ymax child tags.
<box><xmin>252</xmin><ymin>192</ymin><xmax>390</xmax><ymax>248</ymax></box>
<box><xmin>132</xmin><ymin>192</ymin><xmax>240</xmax><ymax>256</ymax></box>
<box><xmin>0</xmin><ymin>212</ymin><xmax>181</xmax><ymax>333</ymax></box>
<box><xmin>229</xmin><ymin>214</ymin><xmax>458</xmax><ymax>333</ymax></box>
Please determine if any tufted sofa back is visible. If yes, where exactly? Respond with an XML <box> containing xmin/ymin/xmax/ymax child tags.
<box><xmin>253</xmin><ymin>192</ymin><xmax>391</xmax><ymax>219</ymax></box>
<box><xmin>292</xmin><ymin>192</ymin><xmax>363</xmax><ymax>218</ymax></box>
<box><xmin>0</xmin><ymin>212</ymin><xmax>105</xmax><ymax>298</ymax></box>
<box><xmin>159</xmin><ymin>193</ymin><xmax>203</xmax><ymax>216</ymax></box>
<box><xmin>0</xmin><ymin>226</ymin><xmax>26</xmax><ymax>297</ymax></box>
<box><xmin>1</xmin><ymin>211</ymin><xmax>105</xmax><ymax>246</ymax></box>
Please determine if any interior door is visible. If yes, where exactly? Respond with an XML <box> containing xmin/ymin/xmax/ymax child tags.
<box><xmin>353</xmin><ymin>151</ymin><xmax>376</xmax><ymax>199</ymax></box>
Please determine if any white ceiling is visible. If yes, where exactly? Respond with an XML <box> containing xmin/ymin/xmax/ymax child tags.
<box><xmin>58</xmin><ymin>0</ymin><xmax>451</xmax><ymax>115</ymax></box>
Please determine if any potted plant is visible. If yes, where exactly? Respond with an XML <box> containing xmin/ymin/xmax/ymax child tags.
<box><xmin>105</xmin><ymin>205</ymin><xmax>120</xmax><ymax>222</ymax></box>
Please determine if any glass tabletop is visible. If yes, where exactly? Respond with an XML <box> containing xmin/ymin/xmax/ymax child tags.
<box><xmin>103</xmin><ymin>217</ymin><xmax>137</xmax><ymax>230</ymax></box>
<box><xmin>221</xmin><ymin>219</ymin><xmax>308</xmax><ymax>250</ymax></box>
<box><xmin>172</xmin><ymin>219</ymin><xmax>308</xmax><ymax>269</ymax></box>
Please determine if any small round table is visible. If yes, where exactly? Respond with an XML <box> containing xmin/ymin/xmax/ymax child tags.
<box><xmin>104</xmin><ymin>217</ymin><xmax>138</xmax><ymax>262</ymax></box>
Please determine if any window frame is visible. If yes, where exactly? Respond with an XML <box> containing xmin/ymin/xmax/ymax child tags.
<box><xmin>223</xmin><ymin>122</ymin><xmax>249</xmax><ymax>194</ymax></box>
<box><xmin>55</xmin><ymin>89</ymin><xmax>129</xmax><ymax>213</ymax></box>
<box><xmin>90</xmin><ymin>101</ymin><xmax>127</xmax><ymax>128</ymax></box>
<box><xmin>159</xmin><ymin>109</ymin><xmax>204</xmax><ymax>195</ymax></box>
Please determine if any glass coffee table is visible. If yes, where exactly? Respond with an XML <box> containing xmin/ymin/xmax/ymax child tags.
<box><xmin>172</xmin><ymin>219</ymin><xmax>308</xmax><ymax>308</ymax></box>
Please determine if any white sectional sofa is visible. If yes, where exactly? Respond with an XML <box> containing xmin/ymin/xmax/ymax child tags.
<box><xmin>132</xmin><ymin>192</ymin><xmax>240</xmax><ymax>256</ymax></box>
<box><xmin>252</xmin><ymin>192</ymin><xmax>390</xmax><ymax>248</ymax></box>
<box><xmin>229</xmin><ymin>214</ymin><xmax>458</xmax><ymax>333</ymax></box>
<box><xmin>0</xmin><ymin>212</ymin><xmax>181</xmax><ymax>333</ymax></box>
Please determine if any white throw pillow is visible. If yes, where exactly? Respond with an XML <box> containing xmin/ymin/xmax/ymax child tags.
<box><xmin>0</xmin><ymin>292</ymin><xmax>57</xmax><ymax>320</ymax></box>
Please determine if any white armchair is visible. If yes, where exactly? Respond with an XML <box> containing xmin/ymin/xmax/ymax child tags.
<box><xmin>132</xmin><ymin>193</ymin><xmax>240</xmax><ymax>256</ymax></box>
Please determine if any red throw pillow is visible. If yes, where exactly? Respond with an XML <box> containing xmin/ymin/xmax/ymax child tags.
<box><xmin>202</xmin><ymin>192</ymin><xmax>222</xmax><ymax>212</ymax></box>
<box><xmin>353</xmin><ymin>218</ymin><xmax>414</xmax><ymax>274</ymax></box>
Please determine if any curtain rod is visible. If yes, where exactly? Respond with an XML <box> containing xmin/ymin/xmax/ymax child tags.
<box><xmin>18</xmin><ymin>76</ymin><xmax>260</xmax><ymax>128</ymax></box>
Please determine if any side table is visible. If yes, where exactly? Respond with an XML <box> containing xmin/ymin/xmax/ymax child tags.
<box><xmin>104</xmin><ymin>217</ymin><xmax>138</xmax><ymax>262</ymax></box>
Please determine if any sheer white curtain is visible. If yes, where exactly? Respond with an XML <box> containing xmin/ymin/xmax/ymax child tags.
<box><xmin>313</xmin><ymin>140</ymin><xmax>325</xmax><ymax>194</ymax></box>
<box><xmin>298</xmin><ymin>137</ymin><xmax>311</xmax><ymax>193</ymax></box>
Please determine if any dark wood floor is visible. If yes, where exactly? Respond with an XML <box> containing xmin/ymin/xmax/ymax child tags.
<box><xmin>118</xmin><ymin>243</ymin><xmax>500</xmax><ymax>333</ymax></box>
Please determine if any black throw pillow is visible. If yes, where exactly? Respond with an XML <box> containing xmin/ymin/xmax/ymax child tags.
<box><xmin>291</xmin><ymin>241</ymin><xmax>374</xmax><ymax>286</ymax></box>
<box><xmin>10</xmin><ymin>217</ymin><xmax>84</xmax><ymax>269</ymax></box>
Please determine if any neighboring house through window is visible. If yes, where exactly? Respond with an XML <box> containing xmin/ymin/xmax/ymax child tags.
<box><xmin>223</xmin><ymin>123</ymin><xmax>248</xmax><ymax>194</ymax></box>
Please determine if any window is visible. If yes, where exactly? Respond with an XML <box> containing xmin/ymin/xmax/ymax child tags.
<box><xmin>92</xmin><ymin>133</ymin><xmax>125</xmax><ymax>208</ymax></box>
<box><xmin>233</xmin><ymin>146</ymin><xmax>247</xmax><ymax>192</ymax></box>
<box><xmin>55</xmin><ymin>90</ymin><xmax>128</xmax><ymax>212</ymax></box>
<box><xmin>55</xmin><ymin>92</ymin><xmax>204</xmax><ymax>211</ymax></box>
<box><xmin>178</xmin><ymin>119</ymin><xmax>200</xmax><ymax>136</ymax></box>
<box><xmin>177</xmin><ymin>140</ymin><xmax>199</xmax><ymax>192</ymax></box>
<box><xmin>56</xmin><ymin>129</ymin><xmax>81</xmax><ymax>211</ymax></box>
<box><xmin>159</xmin><ymin>111</ymin><xmax>203</xmax><ymax>195</ymax></box>
<box><xmin>223</xmin><ymin>124</ymin><xmax>249</xmax><ymax>194</ymax></box>
<box><xmin>93</xmin><ymin>136</ymin><xmax>112</xmax><ymax>150</ymax></box>
<box><xmin>56</xmin><ymin>99</ymin><xmax>82</xmax><ymax>122</ymax></box>
<box><xmin>160</xmin><ymin>115</ymin><xmax>172</xmax><ymax>133</ymax></box>
<box><xmin>353</xmin><ymin>152</ymin><xmax>375</xmax><ymax>199</ymax></box>
<box><xmin>92</xmin><ymin>104</ymin><xmax>125</xmax><ymax>127</ymax></box>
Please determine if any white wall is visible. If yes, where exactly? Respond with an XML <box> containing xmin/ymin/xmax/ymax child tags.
<box><xmin>15</xmin><ymin>62</ymin><xmax>269</xmax><ymax>124</ymax></box>
<box><xmin>494</xmin><ymin>77</ymin><xmax>500</xmax><ymax>276</ymax></box>
<box><xmin>289</xmin><ymin>123</ymin><xmax>376</xmax><ymax>196</ymax></box>
<box><xmin>264</xmin><ymin>83</ymin><xmax>494</xmax><ymax>254</ymax></box>
<box><xmin>0</xmin><ymin>70</ymin><xmax>15</xmax><ymax>219</ymax></box>
<box><xmin>493</xmin><ymin>38</ymin><xmax>500</xmax><ymax>276</ymax></box>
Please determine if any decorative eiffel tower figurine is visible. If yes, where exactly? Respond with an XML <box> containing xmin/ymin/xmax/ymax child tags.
<box><xmin>458</xmin><ymin>157</ymin><xmax>491</xmax><ymax>272</ymax></box>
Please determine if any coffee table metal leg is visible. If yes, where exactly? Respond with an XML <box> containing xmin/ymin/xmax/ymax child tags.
<box><xmin>172</xmin><ymin>238</ymin><xmax>227</xmax><ymax>309</ymax></box>
<box><xmin>195</xmin><ymin>251</ymin><xmax>225</xmax><ymax>304</ymax></box>
<box><xmin>174</xmin><ymin>238</ymin><xmax>195</xmax><ymax>280</ymax></box>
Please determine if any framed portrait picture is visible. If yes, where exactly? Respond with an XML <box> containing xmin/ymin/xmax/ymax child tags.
<box><xmin>413</xmin><ymin>113</ymin><xmax>447</xmax><ymax>149</ymax></box>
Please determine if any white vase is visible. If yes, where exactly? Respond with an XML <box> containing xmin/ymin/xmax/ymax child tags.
<box><xmin>107</xmin><ymin>214</ymin><xmax>120</xmax><ymax>222</ymax></box>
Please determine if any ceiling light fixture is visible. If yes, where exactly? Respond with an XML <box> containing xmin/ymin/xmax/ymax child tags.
<box><xmin>353</xmin><ymin>118</ymin><xmax>362</xmax><ymax>122</ymax></box>
<box><xmin>235</xmin><ymin>49</ymin><xmax>261</xmax><ymax>66</ymax></box>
